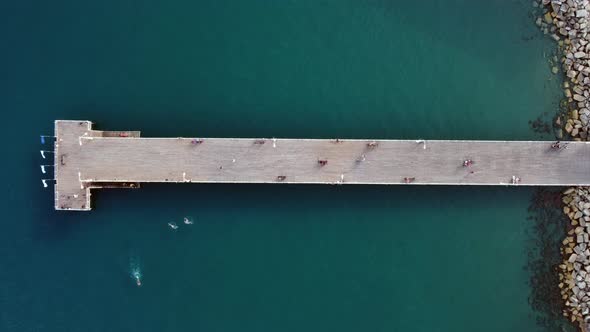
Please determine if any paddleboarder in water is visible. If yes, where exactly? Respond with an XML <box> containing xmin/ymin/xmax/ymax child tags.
<box><xmin>133</xmin><ymin>271</ymin><xmax>141</xmax><ymax>287</ymax></box>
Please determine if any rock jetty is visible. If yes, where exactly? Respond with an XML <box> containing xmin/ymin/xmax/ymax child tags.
<box><xmin>559</xmin><ymin>187</ymin><xmax>590</xmax><ymax>329</ymax></box>
<box><xmin>538</xmin><ymin>0</ymin><xmax>590</xmax><ymax>140</ymax></box>
<box><xmin>538</xmin><ymin>1</ymin><xmax>590</xmax><ymax>330</ymax></box>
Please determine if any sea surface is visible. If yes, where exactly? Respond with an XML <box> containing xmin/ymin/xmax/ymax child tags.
<box><xmin>0</xmin><ymin>1</ymin><xmax>570</xmax><ymax>331</ymax></box>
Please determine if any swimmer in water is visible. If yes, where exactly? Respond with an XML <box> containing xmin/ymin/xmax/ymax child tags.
<box><xmin>131</xmin><ymin>267</ymin><xmax>142</xmax><ymax>287</ymax></box>
<box><xmin>168</xmin><ymin>222</ymin><xmax>179</xmax><ymax>230</ymax></box>
<box><xmin>130</xmin><ymin>255</ymin><xmax>142</xmax><ymax>287</ymax></box>
<box><xmin>183</xmin><ymin>217</ymin><xmax>193</xmax><ymax>225</ymax></box>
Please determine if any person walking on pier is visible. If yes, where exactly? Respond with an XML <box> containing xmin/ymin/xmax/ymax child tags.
<box><xmin>511</xmin><ymin>176</ymin><xmax>521</xmax><ymax>184</ymax></box>
<box><xmin>367</xmin><ymin>141</ymin><xmax>378</xmax><ymax>149</ymax></box>
<box><xmin>551</xmin><ymin>141</ymin><xmax>569</xmax><ymax>150</ymax></box>
<box><xmin>403</xmin><ymin>177</ymin><xmax>415</xmax><ymax>184</ymax></box>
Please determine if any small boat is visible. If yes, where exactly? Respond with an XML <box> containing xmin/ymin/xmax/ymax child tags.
<box><xmin>168</xmin><ymin>222</ymin><xmax>179</xmax><ymax>230</ymax></box>
<box><xmin>183</xmin><ymin>217</ymin><xmax>193</xmax><ymax>225</ymax></box>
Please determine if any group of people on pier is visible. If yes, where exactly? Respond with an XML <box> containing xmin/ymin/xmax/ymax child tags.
<box><xmin>188</xmin><ymin>137</ymin><xmax>540</xmax><ymax>186</ymax></box>
<box><xmin>551</xmin><ymin>141</ymin><xmax>568</xmax><ymax>150</ymax></box>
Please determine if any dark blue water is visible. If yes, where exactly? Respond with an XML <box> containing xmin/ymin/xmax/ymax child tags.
<box><xmin>1</xmin><ymin>1</ymin><xmax>567</xmax><ymax>331</ymax></box>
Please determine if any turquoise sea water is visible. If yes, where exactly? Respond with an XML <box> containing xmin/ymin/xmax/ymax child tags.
<box><xmin>0</xmin><ymin>1</ymin><xmax>569</xmax><ymax>331</ymax></box>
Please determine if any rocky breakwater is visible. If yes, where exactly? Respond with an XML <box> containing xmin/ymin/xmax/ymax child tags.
<box><xmin>538</xmin><ymin>2</ymin><xmax>590</xmax><ymax>330</ymax></box>
<box><xmin>538</xmin><ymin>0</ymin><xmax>590</xmax><ymax>139</ymax></box>
<box><xmin>560</xmin><ymin>188</ymin><xmax>590</xmax><ymax>329</ymax></box>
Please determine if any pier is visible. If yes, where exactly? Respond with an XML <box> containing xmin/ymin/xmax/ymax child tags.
<box><xmin>53</xmin><ymin>120</ymin><xmax>590</xmax><ymax>211</ymax></box>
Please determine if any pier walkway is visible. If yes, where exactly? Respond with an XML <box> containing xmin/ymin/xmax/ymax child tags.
<box><xmin>54</xmin><ymin>120</ymin><xmax>590</xmax><ymax>211</ymax></box>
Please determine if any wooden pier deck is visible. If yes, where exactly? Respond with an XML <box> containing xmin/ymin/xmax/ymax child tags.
<box><xmin>54</xmin><ymin>120</ymin><xmax>590</xmax><ymax>211</ymax></box>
